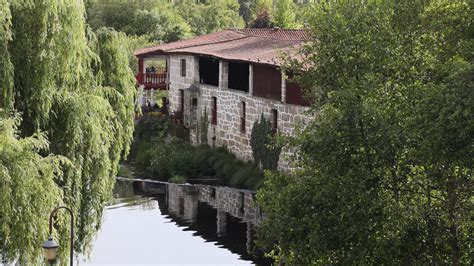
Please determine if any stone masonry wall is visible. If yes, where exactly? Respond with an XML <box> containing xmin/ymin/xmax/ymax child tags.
<box><xmin>168</xmin><ymin>55</ymin><xmax>199</xmax><ymax>113</ymax></box>
<box><xmin>168</xmin><ymin>55</ymin><xmax>310</xmax><ymax>172</ymax></box>
<box><xmin>167</xmin><ymin>183</ymin><xmax>262</xmax><ymax>224</ymax></box>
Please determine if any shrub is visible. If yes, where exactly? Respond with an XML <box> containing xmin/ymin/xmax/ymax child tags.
<box><xmin>133</xmin><ymin>139</ymin><xmax>264</xmax><ymax>190</ymax></box>
<box><xmin>135</xmin><ymin>140</ymin><xmax>158</xmax><ymax>166</ymax></box>
<box><xmin>169</xmin><ymin>175</ymin><xmax>186</xmax><ymax>184</ymax></box>
<box><xmin>134</xmin><ymin>114</ymin><xmax>169</xmax><ymax>142</ymax></box>
<box><xmin>231</xmin><ymin>164</ymin><xmax>264</xmax><ymax>189</ymax></box>
<box><xmin>117</xmin><ymin>164</ymin><xmax>132</xmax><ymax>178</ymax></box>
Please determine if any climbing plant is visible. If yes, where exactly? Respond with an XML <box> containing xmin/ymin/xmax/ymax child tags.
<box><xmin>250</xmin><ymin>114</ymin><xmax>281</xmax><ymax>170</ymax></box>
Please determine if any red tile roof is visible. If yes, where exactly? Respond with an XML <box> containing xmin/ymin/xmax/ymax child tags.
<box><xmin>134</xmin><ymin>29</ymin><xmax>309</xmax><ymax>66</ymax></box>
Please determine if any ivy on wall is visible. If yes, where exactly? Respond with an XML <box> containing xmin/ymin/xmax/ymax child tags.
<box><xmin>250</xmin><ymin>114</ymin><xmax>281</xmax><ymax>170</ymax></box>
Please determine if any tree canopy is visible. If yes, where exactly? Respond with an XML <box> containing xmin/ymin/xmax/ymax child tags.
<box><xmin>86</xmin><ymin>0</ymin><xmax>244</xmax><ymax>42</ymax></box>
<box><xmin>0</xmin><ymin>0</ymin><xmax>136</xmax><ymax>263</ymax></box>
<box><xmin>257</xmin><ymin>0</ymin><xmax>473</xmax><ymax>264</ymax></box>
<box><xmin>273</xmin><ymin>0</ymin><xmax>297</xmax><ymax>29</ymax></box>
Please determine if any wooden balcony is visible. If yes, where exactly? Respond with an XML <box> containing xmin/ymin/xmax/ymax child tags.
<box><xmin>136</xmin><ymin>72</ymin><xmax>167</xmax><ymax>90</ymax></box>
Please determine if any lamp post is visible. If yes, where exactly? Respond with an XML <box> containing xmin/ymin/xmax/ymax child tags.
<box><xmin>42</xmin><ymin>206</ymin><xmax>74</xmax><ymax>266</ymax></box>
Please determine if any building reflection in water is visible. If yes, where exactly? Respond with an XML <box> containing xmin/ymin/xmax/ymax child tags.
<box><xmin>130</xmin><ymin>180</ymin><xmax>269</xmax><ymax>265</ymax></box>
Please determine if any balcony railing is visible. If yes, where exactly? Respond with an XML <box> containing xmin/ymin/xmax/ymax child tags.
<box><xmin>136</xmin><ymin>72</ymin><xmax>167</xmax><ymax>89</ymax></box>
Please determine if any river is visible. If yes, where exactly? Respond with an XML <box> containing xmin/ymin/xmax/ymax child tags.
<box><xmin>78</xmin><ymin>178</ymin><xmax>270</xmax><ymax>265</ymax></box>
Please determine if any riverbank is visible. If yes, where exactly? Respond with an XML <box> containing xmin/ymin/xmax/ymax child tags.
<box><xmin>128</xmin><ymin>114</ymin><xmax>266</xmax><ymax>190</ymax></box>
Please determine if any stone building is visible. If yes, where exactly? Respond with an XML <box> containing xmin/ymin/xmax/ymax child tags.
<box><xmin>135</xmin><ymin>29</ymin><xmax>311</xmax><ymax>171</ymax></box>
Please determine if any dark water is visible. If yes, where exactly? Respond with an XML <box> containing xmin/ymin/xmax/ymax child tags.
<box><xmin>79</xmin><ymin>179</ymin><xmax>271</xmax><ymax>265</ymax></box>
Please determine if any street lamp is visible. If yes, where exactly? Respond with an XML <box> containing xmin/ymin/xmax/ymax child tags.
<box><xmin>42</xmin><ymin>206</ymin><xmax>74</xmax><ymax>266</ymax></box>
<box><xmin>42</xmin><ymin>235</ymin><xmax>59</xmax><ymax>261</ymax></box>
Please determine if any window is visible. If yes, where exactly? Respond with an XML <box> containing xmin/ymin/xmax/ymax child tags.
<box><xmin>240</xmin><ymin>102</ymin><xmax>246</xmax><ymax>133</ymax></box>
<box><xmin>228</xmin><ymin>62</ymin><xmax>249</xmax><ymax>92</ymax></box>
<box><xmin>199</xmin><ymin>57</ymin><xmax>219</xmax><ymax>86</ymax></box>
<box><xmin>180</xmin><ymin>89</ymin><xmax>184</xmax><ymax>112</ymax></box>
<box><xmin>181</xmin><ymin>59</ymin><xmax>186</xmax><ymax>77</ymax></box>
<box><xmin>211</xmin><ymin>97</ymin><xmax>217</xmax><ymax>125</ymax></box>
<box><xmin>271</xmin><ymin>109</ymin><xmax>278</xmax><ymax>133</ymax></box>
<box><xmin>190</xmin><ymin>98</ymin><xmax>198</xmax><ymax>111</ymax></box>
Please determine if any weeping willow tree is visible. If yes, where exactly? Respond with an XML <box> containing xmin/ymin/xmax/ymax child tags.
<box><xmin>1</xmin><ymin>0</ymin><xmax>136</xmax><ymax>263</ymax></box>
<box><xmin>0</xmin><ymin>0</ymin><xmax>13</xmax><ymax>111</ymax></box>
<box><xmin>0</xmin><ymin>116</ymin><xmax>66</xmax><ymax>263</ymax></box>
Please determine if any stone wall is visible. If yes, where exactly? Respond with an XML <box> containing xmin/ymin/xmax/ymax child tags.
<box><xmin>167</xmin><ymin>54</ymin><xmax>311</xmax><ymax>171</ymax></box>
<box><xmin>168</xmin><ymin>55</ymin><xmax>199</xmax><ymax>113</ymax></box>
<box><xmin>167</xmin><ymin>183</ymin><xmax>262</xmax><ymax>225</ymax></box>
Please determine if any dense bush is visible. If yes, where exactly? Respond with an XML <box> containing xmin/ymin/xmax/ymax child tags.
<box><xmin>134</xmin><ymin>114</ymin><xmax>169</xmax><ymax>143</ymax></box>
<box><xmin>257</xmin><ymin>1</ymin><xmax>473</xmax><ymax>264</ymax></box>
<box><xmin>131</xmin><ymin>110</ymin><xmax>264</xmax><ymax>189</ymax></box>
<box><xmin>135</xmin><ymin>140</ymin><xmax>264</xmax><ymax>190</ymax></box>
<box><xmin>169</xmin><ymin>175</ymin><xmax>186</xmax><ymax>184</ymax></box>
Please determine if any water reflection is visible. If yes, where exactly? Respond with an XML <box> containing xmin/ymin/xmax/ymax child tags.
<box><xmin>80</xmin><ymin>179</ymin><xmax>270</xmax><ymax>265</ymax></box>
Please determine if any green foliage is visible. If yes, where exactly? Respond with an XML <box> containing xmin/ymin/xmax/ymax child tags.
<box><xmin>10</xmin><ymin>0</ymin><xmax>93</xmax><ymax>135</ymax></box>
<box><xmin>250</xmin><ymin>114</ymin><xmax>281</xmax><ymax>170</ymax></box>
<box><xmin>249</xmin><ymin>10</ymin><xmax>273</xmax><ymax>28</ymax></box>
<box><xmin>117</xmin><ymin>165</ymin><xmax>132</xmax><ymax>178</ymax></box>
<box><xmin>154</xmin><ymin>90</ymin><xmax>168</xmax><ymax>108</ymax></box>
<box><xmin>169</xmin><ymin>175</ymin><xmax>187</xmax><ymax>184</ymax></box>
<box><xmin>273</xmin><ymin>0</ymin><xmax>297</xmax><ymax>29</ymax></box>
<box><xmin>149</xmin><ymin>142</ymin><xmax>198</xmax><ymax>180</ymax></box>
<box><xmin>132</xmin><ymin>138</ymin><xmax>264</xmax><ymax>189</ymax></box>
<box><xmin>1</xmin><ymin>0</ymin><xmax>136</xmax><ymax>262</ymax></box>
<box><xmin>252</xmin><ymin>0</ymin><xmax>272</xmax><ymax>19</ymax></box>
<box><xmin>87</xmin><ymin>0</ymin><xmax>244</xmax><ymax>42</ymax></box>
<box><xmin>86</xmin><ymin>0</ymin><xmax>158</xmax><ymax>33</ymax></box>
<box><xmin>248</xmin><ymin>0</ymin><xmax>274</xmax><ymax>28</ymax></box>
<box><xmin>124</xmin><ymin>34</ymin><xmax>156</xmax><ymax>76</ymax></box>
<box><xmin>134</xmin><ymin>112</ymin><xmax>170</xmax><ymax>143</ymax></box>
<box><xmin>126</xmin><ymin>8</ymin><xmax>192</xmax><ymax>43</ymax></box>
<box><xmin>238</xmin><ymin>0</ymin><xmax>252</xmax><ymax>23</ymax></box>
<box><xmin>0</xmin><ymin>116</ymin><xmax>65</xmax><ymax>264</ymax></box>
<box><xmin>177</xmin><ymin>0</ymin><xmax>244</xmax><ymax>36</ymax></box>
<box><xmin>0</xmin><ymin>0</ymin><xmax>13</xmax><ymax>111</ymax></box>
<box><xmin>94</xmin><ymin>28</ymin><xmax>137</xmax><ymax>161</ymax></box>
<box><xmin>258</xmin><ymin>0</ymin><xmax>473</xmax><ymax>264</ymax></box>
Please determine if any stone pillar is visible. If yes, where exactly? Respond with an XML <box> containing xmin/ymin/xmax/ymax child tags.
<box><xmin>219</xmin><ymin>60</ymin><xmax>228</xmax><ymax>88</ymax></box>
<box><xmin>246</xmin><ymin>222</ymin><xmax>254</xmax><ymax>254</ymax></box>
<box><xmin>138</xmin><ymin>85</ymin><xmax>145</xmax><ymax>107</ymax></box>
<box><xmin>193</xmin><ymin>57</ymin><xmax>200</xmax><ymax>84</ymax></box>
<box><xmin>217</xmin><ymin>210</ymin><xmax>227</xmax><ymax>237</ymax></box>
<box><xmin>281</xmin><ymin>73</ymin><xmax>287</xmax><ymax>103</ymax></box>
<box><xmin>184</xmin><ymin>191</ymin><xmax>199</xmax><ymax>223</ymax></box>
<box><xmin>248</xmin><ymin>64</ymin><xmax>253</xmax><ymax>95</ymax></box>
<box><xmin>150</xmin><ymin>89</ymin><xmax>155</xmax><ymax>106</ymax></box>
<box><xmin>166</xmin><ymin>57</ymin><xmax>170</xmax><ymax>89</ymax></box>
<box><xmin>167</xmin><ymin>184</ymin><xmax>181</xmax><ymax>216</ymax></box>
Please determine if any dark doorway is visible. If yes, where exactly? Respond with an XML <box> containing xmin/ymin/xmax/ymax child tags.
<box><xmin>199</xmin><ymin>57</ymin><xmax>219</xmax><ymax>86</ymax></box>
<box><xmin>228</xmin><ymin>62</ymin><xmax>249</xmax><ymax>92</ymax></box>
